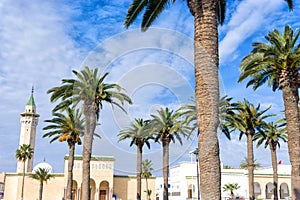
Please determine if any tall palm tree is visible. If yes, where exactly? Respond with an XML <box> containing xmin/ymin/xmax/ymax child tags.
<box><xmin>239</xmin><ymin>157</ymin><xmax>261</xmax><ymax>170</ymax></box>
<box><xmin>142</xmin><ymin>159</ymin><xmax>154</xmax><ymax>200</ymax></box>
<box><xmin>43</xmin><ymin>107</ymin><xmax>84</xmax><ymax>200</ymax></box>
<box><xmin>47</xmin><ymin>66</ymin><xmax>132</xmax><ymax>200</ymax></box>
<box><xmin>30</xmin><ymin>168</ymin><xmax>54</xmax><ymax>200</ymax></box>
<box><xmin>118</xmin><ymin>118</ymin><xmax>153</xmax><ymax>200</ymax></box>
<box><xmin>150</xmin><ymin>107</ymin><xmax>191</xmax><ymax>200</ymax></box>
<box><xmin>222</xmin><ymin>183</ymin><xmax>240</xmax><ymax>199</ymax></box>
<box><xmin>253</xmin><ymin>120</ymin><xmax>287</xmax><ymax>200</ymax></box>
<box><xmin>124</xmin><ymin>1</ymin><xmax>294</xmax><ymax>199</ymax></box>
<box><xmin>222</xmin><ymin>99</ymin><xmax>273</xmax><ymax>200</ymax></box>
<box><xmin>239</xmin><ymin>25</ymin><xmax>300</xmax><ymax>198</ymax></box>
<box><xmin>16</xmin><ymin>144</ymin><xmax>34</xmax><ymax>200</ymax></box>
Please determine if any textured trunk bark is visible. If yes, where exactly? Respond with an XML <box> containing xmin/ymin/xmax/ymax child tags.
<box><xmin>137</xmin><ymin>143</ymin><xmax>142</xmax><ymax>200</ymax></box>
<box><xmin>21</xmin><ymin>161</ymin><xmax>25</xmax><ymax>200</ymax></box>
<box><xmin>270</xmin><ymin>143</ymin><xmax>278</xmax><ymax>200</ymax></box>
<box><xmin>82</xmin><ymin>101</ymin><xmax>97</xmax><ymax>200</ymax></box>
<box><xmin>247</xmin><ymin>132</ymin><xmax>255</xmax><ymax>200</ymax></box>
<box><xmin>39</xmin><ymin>181</ymin><xmax>43</xmax><ymax>200</ymax></box>
<box><xmin>281</xmin><ymin>83</ymin><xmax>300</xmax><ymax>200</ymax></box>
<box><xmin>162</xmin><ymin>139</ymin><xmax>169</xmax><ymax>200</ymax></box>
<box><xmin>66</xmin><ymin>143</ymin><xmax>75</xmax><ymax>200</ymax></box>
<box><xmin>188</xmin><ymin>0</ymin><xmax>221</xmax><ymax>199</ymax></box>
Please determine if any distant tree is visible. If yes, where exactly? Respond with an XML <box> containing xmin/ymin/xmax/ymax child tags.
<box><xmin>30</xmin><ymin>168</ymin><xmax>54</xmax><ymax>200</ymax></box>
<box><xmin>254</xmin><ymin>120</ymin><xmax>287</xmax><ymax>200</ymax></box>
<box><xmin>150</xmin><ymin>107</ymin><xmax>191</xmax><ymax>200</ymax></box>
<box><xmin>142</xmin><ymin>159</ymin><xmax>154</xmax><ymax>200</ymax></box>
<box><xmin>239</xmin><ymin>157</ymin><xmax>261</xmax><ymax>170</ymax></box>
<box><xmin>118</xmin><ymin>118</ymin><xmax>153</xmax><ymax>200</ymax></box>
<box><xmin>222</xmin><ymin>99</ymin><xmax>273</xmax><ymax>200</ymax></box>
<box><xmin>43</xmin><ymin>107</ymin><xmax>84</xmax><ymax>200</ymax></box>
<box><xmin>223</xmin><ymin>165</ymin><xmax>233</xmax><ymax>169</ymax></box>
<box><xmin>223</xmin><ymin>183</ymin><xmax>240</xmax><ymax>199</ymax></box>
<box><xmin>16</xmin><ymin>144</ymin><xmax>34</xmax><ymax>200</ymax></box>
<box><xmin>47</xmin><ymin>67</ymin><xmax>132</xmax><ymax>200</ymax></box>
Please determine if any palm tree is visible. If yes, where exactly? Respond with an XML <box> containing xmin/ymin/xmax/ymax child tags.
<box><xmin>123</xmin><ymin>1</ymin><xmax>294</xmax><ymax>199</ymax></box>
<box><xmin>239</xmin><ymin>157</ymin><xmax>261</xmax><ymax>170</ymax></box>
<box><xmin>16</xmin><ymin>144</ymin><xmax>34</xmax><ymax>200</ymax></box>
<box><xmin>239</xmin><ymin>25</ymin><xmax>300</xmax><ymax>198</ymax></box>
<box><xmin>118</xmin><ymin>118</ymin><xmax>153</xmax><ymax>200</ymax></box>
<box><xmin>222</xmin><ymin>99</ymin><xmax>273</xmax><ymax>200</ymax></box>
<box><xmin>223</xmin><ymin>183</ymin><xmax>240</xmax><ymax>199</ymax></box>
<box><xmin>142</xmin><ymin>159</ymin><xmax>154</xmax><ymax>200</ymax></box>
<box><xmin>43</xmin><ymin>107</ymin><xmax>84</xmax><ymax>200</ymax></box>
<box><xmin>47</xmin><ymin>66</ymin><xmax>132</xmax><ymax>200</ymax></box>
<box><xmin>30</xmin><ymin>168</ymin><xmax>54</xmax><ymax>200</ymax></box>
<box><xmin>150</xmin><ymin>107</ymin><xmax>191</xmax><ymax>200</ymax></box>
<box><xmin>253</xmin><ymin>120</ymin><xmax>287</xmax><ymax>200</ymax></box>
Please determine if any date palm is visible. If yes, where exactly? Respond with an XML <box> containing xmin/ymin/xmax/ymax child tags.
<box><xmin>142</xmin><ymin>159</ymin><xmax>154</xmax><ymax>200</ymax></box>
<box><xmin>124</xmin><ymin>1</ymin><xmax>293</xmax><ymax>199</ymax></box>
<box><xmin>222</xmin><ymin>99</ymin><xmax>273</xmax><ymax>200</ymax></box>
<box><xmin>253</xmin><ymin>120</ymin><xmax>287</xmax><ymax>200</ymax></box>
<box><xmin>118</xmin><ymin>118</ymin><xmax>153</xmax><ymax>200</ymax></box>
<box><xmin>30</xmin><ymin>168</ymin><xmax>54</xmax><ymax>200</ymax></box>
<box><xmin>239</xmin><ymin>157</ymin><xmax>261</xmax><ymax>170</ymax></box>
<box><xmin>43</xmin><ymin>107</ymin><xmax>84</xmax><ymax>200</ymax></box>
<box><xmin>150</xmin><ymin>107</ymin><xmax>191</xmax><ymax>200</ymax></box>
<box><xmin>239</xmin><ymin>25</ymin><xmax>300</xmax><ymax>199</ymax></box>
<box><xmin>223</xmin><ymin>183</ymin><xmax>240</xmax><ymax>199</ymax></box>
<box><xmin>47</xmin><ymin>66</ymin><xmax>132</xmax><ymax>200</ymax></box>
<box><xmin>16</xmin><ymin>144</ymin><xmax>34</xmax><ymax>200</ymax></box>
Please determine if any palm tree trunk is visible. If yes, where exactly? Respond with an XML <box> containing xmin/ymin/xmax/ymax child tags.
<box><xmin>137</xmin><ymin>144</ymin><xmax>142</xmax><ymax>200</ymax></box>
<box><xmin>82</xmin><ymin>101</ymin><xmax>97</xmax><ymax>200</ymax></box>
<box><xmin>188</xmin><ymin>0</ymin><xmax>221</xmax><ymax>199</ymax></box>
<box><xmin>162</xmin><ymin>139</ymin><xmax>169</xmax><ymax>200</ymax></box>
<box><xmin>270</xmin><ymin>143</ymin><xmax>278</xmax><ymax>200</ymax></box>
<box><xmin>21</xmin><ymin>161</ymin><xmax>26</xmax><ymax>200</ymax></box>
<box><xmin>281</xmin><ymin>74</ymin><xmax>300</xmax><ymax>200</ymax></box>
<box><xmin>247</xmin><ymin>132</ymin><xmax>255</xmax><ymax>200</ymax></box>
<box><xmin>66</xmin><ymin>143</ymin><xmax>75</xmax><ymax>200</ymax></box>
<box><xmin>39</xmin><ymin>181</ymin><xmax>43</xmax><ymax>200</ymax></box>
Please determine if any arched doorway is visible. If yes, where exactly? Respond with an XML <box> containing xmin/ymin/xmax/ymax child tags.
<box><xmin>280</xmin><ymin>183</ymin><xmax>289</xmax><ymax>199</ymax></box>
<box><xmin>72</xmin><ymin>180</ymin><xmax>78</xmax><ymax>200</ymax></box>
<box><xmin>266</xmin><ymin>182</ymin><xmax>274</xmax><ymax>199</ymax></box>
<box><xmin>187</xmin><ymin>184</ymin><xmax>195</xmax><ymax>198</ymax></box>
<box><xmin>254</xmin><ymin>182</ymin><xmax>261</xmax><ymax>198</ymax></box>
<box><xmin>80</xmin><ymin>179</ymin><xmax>96</xmax><ymax>200</ymax></box>
<box><xmin>99</xmin><ymin>181</ymin><xmax>109</xmax><ymax>200</ymax></box>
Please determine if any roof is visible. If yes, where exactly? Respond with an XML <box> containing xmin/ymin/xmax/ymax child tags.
<box><xmin>26</xmin><ymin>94</ymin><xmax>35</xmax><ymax>106</ymax></box>
<box><xmin>64</xmin><ymin>155</ymin><xmax>115</xmax><ymax>161</ymax></box>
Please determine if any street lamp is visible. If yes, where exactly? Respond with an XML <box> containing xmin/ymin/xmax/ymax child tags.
<box><xmin>192</xmin><ymin>148</ymin><xmax>200</xmax><ymax>200</ymax></box>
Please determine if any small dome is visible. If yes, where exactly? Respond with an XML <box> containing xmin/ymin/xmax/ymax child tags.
<box><xmin>32</xmin><ymin>162</ymin><xmax>53</xmax><ymax>173</ymax></box>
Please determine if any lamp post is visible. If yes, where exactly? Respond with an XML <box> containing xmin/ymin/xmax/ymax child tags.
<box><xmin>192</xmin><ymin>148</ymin><xmax>200</xmax><ymax>200</ymax></box>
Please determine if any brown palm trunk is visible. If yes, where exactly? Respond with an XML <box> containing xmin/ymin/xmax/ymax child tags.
<box><xmin>270</xmin><ymin>142</ymin><xmax>278</xmax><ymax>200</ymax></box>
<box><xmin>82</xmin><ymin>101</ymin><xmax>97</xmax><ymax>200</ymax></box>
<box><xmin>162</xmin><ymin>138</ymin><xmax>169</xmax><ymax>200</ymax></box>
<box><xmin>247</xmin><ymin>132</ymin><xmax>255</xmax><ymax>200</ymax></box>
<box><xmin>21</xmin><ymin>160</ymin><xmax>26</xmax><ymax>200</ymax></box>
<box><xmin>137</xmin><ymin>143</ymin><xmax>143</xmax><ymax>200</ymax></box>
<box><xmin>39</xmin><ymin>181</ymin><xmax>43</xmax><ymax>200</ymax></box>
<box><xmin>66</xmin><ymin>143</ymin><xmax>75</xmax><ymax>200</ymax></box>
<box><xmin>280</xmin><ymin>71</ymin><xmax>300</xmax><ymax>200</ymax></box>
<box><xmin>188</xmin><ymin>0</ymin><xmax>221</xmax><ymax>199</ymax></box>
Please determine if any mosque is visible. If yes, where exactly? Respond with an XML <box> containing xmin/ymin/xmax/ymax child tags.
<box><xmin>0</xmin><ymin>91</ymin><xmax>293</xmax><ymax>200</ymax></box>
<box><xmin>0</xmin><ymin>91</ymin><xmax>155</xmax><ymax>200</ymax></box>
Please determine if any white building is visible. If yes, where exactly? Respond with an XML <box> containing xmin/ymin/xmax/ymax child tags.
<box><xmin>155</xmin><ymin>161</ymin><xmax>291</xmax><ymax>200</ymax></box>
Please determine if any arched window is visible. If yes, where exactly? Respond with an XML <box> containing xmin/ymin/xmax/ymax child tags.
<box><xmin>266</xmin><ymin>182</ymin><xmax>273</xmax><ymax>199</ymax></box>
<box><xmin>187</xmin><ymin>184</ymin><xmax>195</xmax><ymax>198</ymax></box>
<box><xmin>254</xmin><ymin>182</ymin><xmax>261</xmax><ymax>198</ymax></box>
<box><xmin>280</xmin><ymin>183</ymin><xmax>289</xmax><ymax>199</ymax></box>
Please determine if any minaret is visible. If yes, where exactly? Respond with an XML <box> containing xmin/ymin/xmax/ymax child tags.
<box><xmin>17</xmin><ymin>87</ymin><xmax>40</xmax><ymax>173</ymax></box>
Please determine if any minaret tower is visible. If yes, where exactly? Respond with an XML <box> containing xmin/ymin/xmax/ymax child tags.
<box><xmin>17</xmin><ymin>87</ymin><xmax>40</xmax><ymax>173</ymax></box>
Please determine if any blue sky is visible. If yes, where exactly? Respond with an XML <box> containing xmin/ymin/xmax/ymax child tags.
<box><xmin>0</xmin><ymin>0</ymin><xmax>299</xmax><ymax>176</ymax></box>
